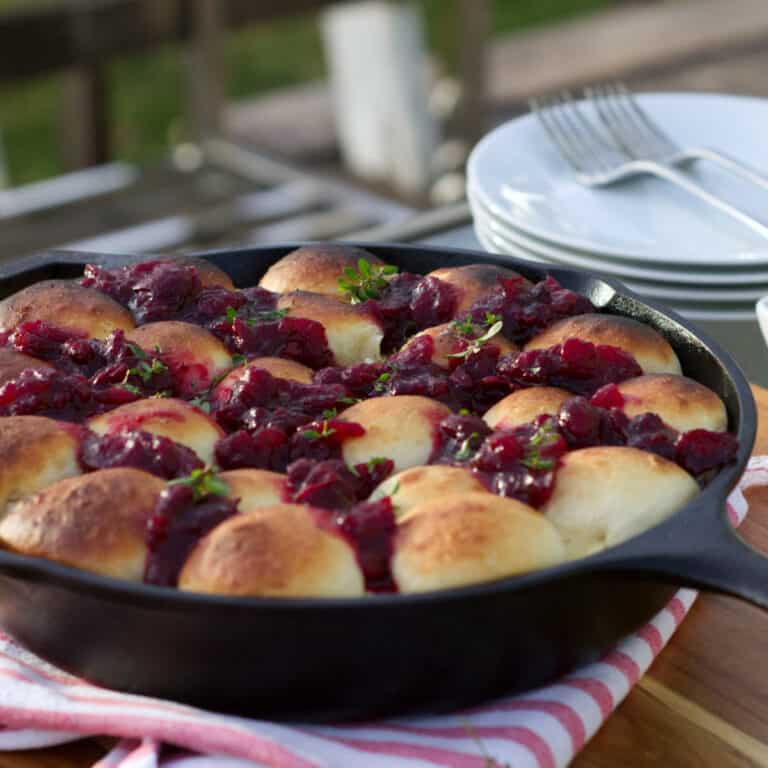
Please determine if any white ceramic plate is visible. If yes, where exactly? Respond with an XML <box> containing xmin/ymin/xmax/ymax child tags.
<box><xmin>467</xmin><ymin>93</ymin><xmax>768</xmax><ymax>266</ymax></box>
<box><xmin>471</xmin><ymin>200</ymin><xmax>768</xmax><ymax>303</ymax></box>
<box><xmin>475</xmin><ymin>221</ymin><xmax>759</xmax><ymax>310</ymax></box>
<box><xmin>467</xmin><ymin>183</ymin><xmax>768</xmax><ymax>285</ymax></box>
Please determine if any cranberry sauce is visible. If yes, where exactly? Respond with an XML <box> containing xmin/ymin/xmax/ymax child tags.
<box><xmin>79</xmin><ymin>429</ymin><xmax>203</xmax><ymax>479</ymax></box>
<box><xmin>498</xmin><ymin>338</ymin><xmax>643</xmax><ymax>396</ymax></box>
<box><xmin>286</xmin><ymin>457</ymin><xmax>394</xmax><ymax>509</ymax></box>
<box><xmin>144</xmin><ymin>482</ymin><xmax>238</xmax><ymax>587</ymax></box>
<box><xmin>469</xmin><ymin>275</ymin><xmax>594</xmax><ymax>346</ymax></box>
<box><xmin>558</xmin><ymin>394</ymin><xmax>738</xmax><ymax>477</ymax></box>
<box><xmin>370</xmin><ymin>272</ymin><xmax>457</xmax><ymax>353</ymax></box>
<box><xmin>323</xmin><ymin>497</ymin><xmax>398</xmax><ymax>592</ymax></box>
<box><xmin>431</xmin><ymin>413</ymin><xmax>492</xmax><ymax>465</ymax></box>
<box><xmin>213</xmin><ymin>366</ymin><xmax>347</xmax><ymax>433</ymax></box>
<box><xmin>469</xmin><ymin>417</ymin><xmax>568</xmax><ymax>508</ymax></box>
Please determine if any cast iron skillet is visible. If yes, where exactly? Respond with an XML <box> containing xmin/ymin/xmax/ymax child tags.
<box><xmin>0</xmin><ymin>242</ymin><xmax>764</xmax><ymax>722</ymax></box>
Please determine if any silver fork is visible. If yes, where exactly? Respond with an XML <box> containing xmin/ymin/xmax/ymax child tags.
<box><xmin>587</xmin><ymin>83</ymin><xmax>768</xmax><ymax>192</ymax></box>
<box><xmin>529</xmin><ymin>92</ymin><xmax>768</xmax><ymax>240</ymax></box>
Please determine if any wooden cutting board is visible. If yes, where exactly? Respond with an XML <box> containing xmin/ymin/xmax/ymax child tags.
<box><xmin>3</xmin><ymin>387</ymin><xmax>768</xmax><ymax>768</ymax></box>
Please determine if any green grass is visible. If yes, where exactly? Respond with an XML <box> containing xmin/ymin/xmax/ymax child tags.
<box><xmin>0</xmin><ymin>0</ymin><xmax>610</xmax><ymax>186</ymax></box>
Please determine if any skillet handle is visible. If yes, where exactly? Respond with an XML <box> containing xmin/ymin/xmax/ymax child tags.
<box><xmin>596</xmin><ymin>505</ymin><xmax>768</xmax><ymax>611</ymax></box>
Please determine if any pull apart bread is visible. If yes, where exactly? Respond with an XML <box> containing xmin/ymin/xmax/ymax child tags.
<box><xmin>0</xmin><ymin>249</ymin><xmax>738</xmax><ymax>596</ymax></box>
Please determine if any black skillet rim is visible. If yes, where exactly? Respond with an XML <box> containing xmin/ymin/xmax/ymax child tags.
<box><xmin>0</xmin><ymin>241</ymin><xmax>755</xmax><ymax>610</ymax></box>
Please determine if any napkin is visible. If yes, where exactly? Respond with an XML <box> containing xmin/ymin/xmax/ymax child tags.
<box><xmin>1</xmin><ymin>456</ymin><xmax>767</xmax><ymax>768</ymax></box>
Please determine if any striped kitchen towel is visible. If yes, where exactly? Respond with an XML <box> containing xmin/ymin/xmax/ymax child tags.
<box><xmin>0</xmin><ymin>455</ymin><xmax>766</xmax><ymax>768</ymax></box>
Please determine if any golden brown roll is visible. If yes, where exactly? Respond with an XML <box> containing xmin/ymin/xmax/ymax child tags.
<box><xmin>542</xmin><ymin>446</ymin><xmax>698</xmax><ymax>558</ymax></box>
<box><xmin>0</xmin><ymin>416</ymin><xmax>82</xmax><ymax>516</ymax></box>
<box><xmin>524</xmin><ymin>314</ymin><xmax>681</xmax><ymax>375</ymax></box>
<box><xmin>427</xmin><ymin>264</ymin><xmax>530</xmax><ymax>318</ymax></box>
<box><xmin>617</xmin><ymin>374</ymin><xmax>727</xmax><ymax>433</ymax></box>
<box><xmin>219</xmin><ymin>469</ymin><xmax>287</xmax><ymax>511</ymax></box>
<box><xmin>0</xmin><ymin>468</ymin><xmax>163</xmax><ymax>580</ymax></box>
<box><xmin>0</xmin><ymin>348</ymin><xmax>54</xmax><ymax>386</ymax></box>
<box><xmin>0</xmin><ymin>280</ymin><xmax>135</xmax><ymax>339</ymax></box>
<box><xmin>341</xmin><ymin>395</ymin><xmax>452</xmax><ymax>472</ymax></box>
<box><xmin>483</xmin><ymin>386</ymin><xmax>570</xmax><ymax>430</ymax></box>
<box><xmin>259</xmin><ymin>245</ymin><xmax>384</xmax><ymax>296</ymax></box>
<box><xmin>126</xmin><ymin>321</ymin><xmax>232</xmax><ymax>396</ymax></box>
<box><xmin>276</xmin><ymin>291</ymin><xmax>383</xmax><ymax>365</ymax></box>
<box><xmin>178</xmin><ymin>504</ymin><xmax>364</xmax><ymax>597</ymax></box>
<box><xmin>392</xmin><ymin>492</ymin><xmax>566</xmax><ymax>593</ymax></box>
<box><xmin>399</xmin><ymin>322</ymin><xmax>518</xmax><ymax>369</ymax></box>
<box><xmin>88</xmin><ymin>397</ymin><xmax>223</xmax><ymax>464</ymax></box>
<box><xmin>371</xmin><ymin>465</ymin><xmax>488</xmax><ymax>518</ymax></box>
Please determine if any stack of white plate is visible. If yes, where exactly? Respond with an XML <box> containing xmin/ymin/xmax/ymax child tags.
<box><xmin>466</xmin><ymin>92</ymin><xmax>768</xmax><ymax>384</ymax></box>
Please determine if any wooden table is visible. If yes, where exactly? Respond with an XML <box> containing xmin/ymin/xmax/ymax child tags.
<box><xmin>2</xmin><ymin>390</ymin><xmax>767</xmax><ymax>768</ymax></box>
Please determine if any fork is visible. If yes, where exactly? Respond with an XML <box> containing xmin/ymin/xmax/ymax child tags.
<box><xmin>586</xmin><ymin>83</ymin><xmax>768</xmax><ymax>192</ymax></box>
<box><xmin>529</xmin><ymin>92</ymin><xmax>768</xmax><ymax>240</ymax></box>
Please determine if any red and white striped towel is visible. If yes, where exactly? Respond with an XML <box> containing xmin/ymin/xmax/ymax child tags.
<box><xmin>1</xmin><ymin>455</ymin><xmax>767</xmax><ymax>768</ymax></box>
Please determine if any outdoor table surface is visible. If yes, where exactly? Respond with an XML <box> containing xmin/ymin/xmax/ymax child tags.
<box><xmin>0</xmin><ymin>384</ymin><xmax>765</xmax><ymax>767</ymax></box>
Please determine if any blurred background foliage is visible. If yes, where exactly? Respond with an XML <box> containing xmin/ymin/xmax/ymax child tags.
<box><xmin>0</xmin><ymin>0</ymin><xmax>609</xmax><ymax>185</ymax></box>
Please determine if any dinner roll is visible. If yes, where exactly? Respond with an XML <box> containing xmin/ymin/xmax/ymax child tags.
<box><xmin>484</xmin><ymin>386</ymin><xmax>571</xmax><ymax>430</ymax></box>
<box><xmin>341</xmin><ymin>395</ymin><xmax>452</xmax><ymax>472</ymax></box>
<box><xmin>218</xmin><ymin>469</ymin><xmax>287</xmax><ymax>511</ymax></box>
<box><xmin>400</xmin><ymin>322</ymin><xmax>518</xmax><ymax>369</ymax></box>
<box><xmin>259</xmin><ymin>245</ymin><xmax>384</xmax><ymax>296</ymax></box>
<box><xmin>542</xmin><ymin>446</ymin><xmax>698</xmax><ymax>558</ymax></box>
<box><xmin>371</xmin><ymin>465</ymin><xmax>488</xmax><ymax>518</ymax></box>
<box><xmin>276</xmin><ymin>291</ymin><xmax>383</xmax><ymax>365</ymax></box>
<box><xmin>525</xmin><ymin>315</ymin><xmax>681</xmax><ymax>375</ymax></box>
<box><xmin>0</xmin><ymin>280</ymin><xmax>135</xmax><ymax>339</ymax></box>
<box><xmin>0</xmin><ymin>468</ymin><xmax>163</xmax><ymax>580</ymax></box>
<box><xmin>88</xmin><ymin>398</ymin><xmax>223</xmax><ymax>464</ymax></box>
<box><xmin>0</xmin><ymin>416</ymin><xmax>82</xmax><ymax>516</ymax></box>
<box><xmin>427</xmin><ymin>264</ymin><xmax>530</xmax><ymax>318</ymax></box>
<box><xmin>0</xmin><ymin>348</ymin><xmax>54</xmax><ymax>386</ymax></box>
<box><xmin>126</xmin><ymin>321</ymin><xmax>232</xmax><ymax>396</ymax></box>
<box><xmin>392</xmin><ymin>492</ymin><xmax>566</xmax><ymax>593</ymax></box>
<box><xmin>617</xmin><ymin>374</ymin><xmax>727</xmax><ymax>432</ymax></box>
<box><xmin>178</xmin><ymin>504</ymin><xmax>364</xmax><ymax>597</ymax></box>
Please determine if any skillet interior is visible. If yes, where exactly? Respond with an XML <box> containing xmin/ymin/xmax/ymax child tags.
<box><xmin>0</xmin><ymin>243</ymin><xmax>754</xmax><ymax>720</ymax></box>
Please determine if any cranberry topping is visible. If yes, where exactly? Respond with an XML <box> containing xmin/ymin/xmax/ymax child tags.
<box><xmin>312</xmin><ymin>361</ymin><xmax>387</xmax><ymax>402</ymax></box>
<box><xmin>469</xmin><ymin>275</ymin><xmax>594</xmax><ymax>345</ymax></box>
<box><xmin>590</xmin><ymin>383</ymin><xmax>625</xmax><ymax>409</ymax></box>
<box><xmin>626</xmin><ymin>412</ymin><xmax>678</xmax><ymax>460</ymax></box>
<box><xmin>498</xmin><ymin>338</ymin><xmax>643</xmax><ymax>397</ymax></box>
<box><xmin>214</xmin><ymin>427</ymin><xmax>290</xmax><ymax>471</ymax></box>
<box><xmin>431</xmin><ymin>413</ymin><xmax>492</xmax><ymax>464</ymax></box>
<box><xmin>213</xmin><ymin>367</ymin><xmax>346</xmax><ymax>433</ymax></box>
<box><xmin>83</xmin><ymin>261</ymin><xmax>203</xmax><ymax>324</ymax></box>
<box><xmin>212</xmin><ymin>316</ymin><xmax>333</xmax><ymax>369</ymax></box>
<box><xmin>675</xmin><ymin>429</ymin><xmax>738</xmax><ymax>476</ymax></box>
<box><xmin>0</xmin><ymin>368</ymin><xmax>92</xmax><ymax>419</ymax></box>
<box><xmin>289</xmin><ymin>418</ymin><xmax>365</xmax><ymax>462</ymax></box>
<box><xmin>144</xmin><ymin>483</ymin><xmax>238</xmax><ymax>587</ymax></box>
<box><xmin>447</xmin><ymin>345</ymin><xmax>510</xmax><ymax>414</ymax></box>
<box><xmin>329</xmin><ymin>497</ymin><xmax>397</xmax><ymax>592</ymax></box>
<box><xmin>470</xmin><ymin>417</ymin><xmax>568</xmax><ymax>507</ymax></box>
<box><xmin>79</xmin><ymin>429</ymin><xmax>203</xmax><ymax>479</ymax></box>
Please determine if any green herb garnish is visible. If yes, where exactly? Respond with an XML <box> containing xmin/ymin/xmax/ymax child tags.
<box><xmin>189</xmin><ymin>394</ymin><xmax>211</xmax><ymax>414</ymax></box>
<box><xmin>520</xmin><ymin>418</ymin><xmax>561</xmax><ymax>471</ymax></box>
<box><xmin>452</xmin><ymin>316</ymin><xmax>477</xmax><ymax>337</ymax></box>
<box><xmin>373</xmin><ymin>371</ymin><xmax>391</xmax><ymax>393</ymax></box>
<box><xmin>446</xmin><ymin>320</ymin><xmax>504</xmax><ymax>360</ymax></box>
<box><xmin>122</xmin><ymin>382</ymin><xmax>142</xmax><ymax>396</ymax></box>
<box><xmin>338</xmin><ymin>258</ymin><xmax>398</xmax><ymax>303</ymax></box>
<box><xmin>128</xmin><ymin>343</ymin><xmax>146</xmax><ymax>359</ymax></box>
<box><xmin>231</xmin><ymin>353</ymin><xmax>247</xmax><ymax>366</ymax></box>
<box><xmin>337</xmin><ymin>396</ymin><xmax>361</xmax><ymax>406</ymax></box>
<box><xmin>321</xmin><ymin>408</ymin><xmax>338</xmax><ymax>420</ymax></box>
<box><xmin>455</xmin><ymin>432</ymin><xmax>481</xmax><ymax>461</ymax></box>
<box><xmin>225</xmin><ymin>306</ymin><xmax>237</xmax><ymax>323</ymax></box>
<box><xmin>302</xmin><ymin>420</ymin><xmax>337</xmax><ymax>440</ymax></box>
<box><xmin>168</xmin><ymin>467</ymin><xmax>229</xmax><ymax>501</ymax></box>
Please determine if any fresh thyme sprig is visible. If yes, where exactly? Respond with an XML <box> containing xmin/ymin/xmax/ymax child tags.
<box><xmin>521</xmin><ymin>418</ymin><xmax>561</xmax><ymax>471</ymax></box>
<box><xmin>337</xmin><ymin>258</ymin><xmax>398</xmax><ymax>303</ymax></box>
<box><xmin>302</xmin><ymin>420</ymin><xmax>337</xmax><ymax>440</ymax></box>
<box><xmin>168</xmin><ymin>467</ymin><xmax>229</xmax><ymax>501</ymax></box>
<box><xmin>446</xmin><ymin>320</ymin><xmax>504</xmax><ymax>360</ymax></box>
<box><xmin>454</xmin><ymin>431</ymin><xmax>482</xmax><ymax>461</ymax></box>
